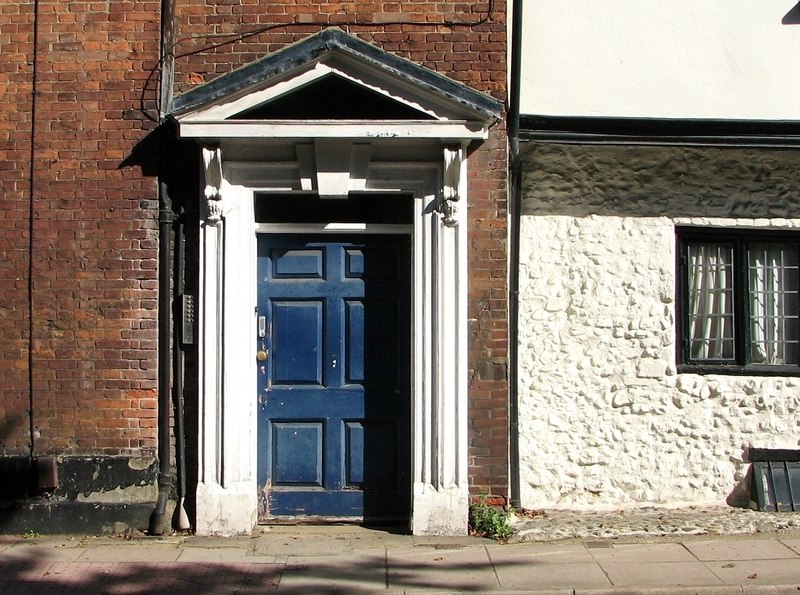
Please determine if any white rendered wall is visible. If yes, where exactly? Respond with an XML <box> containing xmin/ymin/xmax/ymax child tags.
<box><xmin>519</xmin><ymin>1</ymin><xmax>800</xmax><ymax>119</ymax></box>
<box><xmin>517</xmin><ymin>143</ymin><xmax>800</xmax><ymax>509</ymax></box>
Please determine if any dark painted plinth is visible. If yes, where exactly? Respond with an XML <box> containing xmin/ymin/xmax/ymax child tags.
<box><xmin>0</xmin><ymin>500</ymin><xmax>153</xmax><ymax>535</ymax></box>
<box><xmin>0</xmin><ymin>456</ymin><xmax>161</xmax><ymax>535</ymax></box>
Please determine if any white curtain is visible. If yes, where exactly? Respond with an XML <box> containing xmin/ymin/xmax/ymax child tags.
<box><xmin>749</xmin><ymin>243</ymin><xmax>799</xmax><ymax>365</ymax></box>
<box><xmin>688</xmin><ymin>243</ymin><xmax>734</xmax><ymax>360</ymax></box>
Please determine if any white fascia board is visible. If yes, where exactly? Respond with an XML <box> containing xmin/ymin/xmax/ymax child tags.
<box><xmin>177</xmin><ymin>120</ymin><xmax>490</xmax><ymax>140</ymax></box>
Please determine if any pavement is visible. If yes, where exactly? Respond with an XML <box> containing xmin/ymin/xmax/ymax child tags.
<box><xmin>2</xmin><ymin>522</ymin><xmax>800</xmax><ymax>594</ymax></box>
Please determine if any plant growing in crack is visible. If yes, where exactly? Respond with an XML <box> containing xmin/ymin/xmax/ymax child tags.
<box><xmin>469</xmin><ymin>495</ymin><xmax>514</xmax><ymax>541</ymax></box>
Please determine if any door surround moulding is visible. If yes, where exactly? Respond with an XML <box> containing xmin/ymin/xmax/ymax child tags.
<box><xmin>195</xmin><ymin>139</ymin><xmax>471</xmax><ymax>535</ymax></box>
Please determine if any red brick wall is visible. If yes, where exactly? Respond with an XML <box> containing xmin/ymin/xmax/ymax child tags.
<box><xmin>0</xmin><ymin>1</ymin><xmax>163</xmax><ymax>457</ymax></box>
<box><xmin>467</xmin><ymin>129</ymin><xmax>509</xmax><ymax>500</ymax></box>
<box><xmin>1</xmin><ymin>0</ymin><xmax>509</xmax><ymax>501</ymax></box>
<box><xmin>171</xmin><ymin>1</ymin><xmax>509</xmax><ymax>500</ymax></box>
<box><xmin>0</xmin><ymin>1</ymin><xmax>34</xmax><ymax>454</ymax></box>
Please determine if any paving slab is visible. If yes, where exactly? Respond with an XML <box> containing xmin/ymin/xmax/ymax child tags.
<box><xmin>780</xmin><ymin>537</ymin><xmax>800</xmax><ymax>555</ymax></box>
<box><xmin>586</xmin><ymin>542</ymin><xmax>697</xmax><ymax>563</ymax></box>
<box><xmin>741</xmin><ymin>586</ymin><xmax>800</xmax><ymax>595</ymax></box>
<box><xmin>350</xmin><ymin>532</ymin><xmax>415</xmax><ymax>550</ymax></box>
<box><xmin>494</xmin><ymin>558</ymin><xmax>611</xmax><ymax>591</ymax></box>
<box><xmin>575</xmin><ymin>588</ymin><xmax>741</xmax><ymax>595</ymax></box>
<box><xmin>278</xmin><ymin>551</ymin><xmax>386</xmax><ymax>592</ymax></box>
<box><xmin>178</xmin><ymin>545</ymin><xmax>263</xmax><ymax>563</ymax></box>
<box><xmin>685</xmin><ymin>538</ymin><xmax>800</xmax><ymax>561</ymax></box>
<box><xmin>77</xmin><ymin>543</ymin><xmax>182</xmax><ymax>562</ymax></box>
<box><xmin>387</xmin><ymin>545</ymin><xmax>499</xmax><ymax>591</ymax></box>
<box><xmin>600</xmin><ymin>560</ymin><xmax>724</xmax><ymax>588</ymax></box>
<box><xmin>3</xmin><ymin>541</ymin><xmax>88</xmax><ymax>562</ymax></box>
<box><xmin>183</xmin><ymin>535</ymin><xmax>256</xmax><ymax>548</ymax></box>
<box><xmin>486</xmin><ymin>542</ymin><xmax>596</xmax><ymax>565</ymax></box>
<box><xmin>0</xmin><ymin>558</ymin><xmax>56</xmax><ymax>584</ymax></box>
<box><xmin>705</xmin><ymin>558</ymin><xmax>800</xmax><ymax>586</ymax></box>
<box><xmin>102</xmin><ymin>563</ymin><xmax>188</xmax><ymax>594</ymax></box>
<box><xmin>253</xmin><ymin>533</ymin><xmax>355</xmax><ymax>556</ymax></box>
<box><xmin>43</xmin><ymin>561</ymin><xmax>120</xmax><ymax>591</ymax></box>
<box><xmin>239</xmin><ymin>564</ymin><xmax>283</xmax><ymax>593</ymax></box>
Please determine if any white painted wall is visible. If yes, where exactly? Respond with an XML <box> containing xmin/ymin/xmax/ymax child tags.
<box><xmin>519</xmin><ymin>0</ymin><xmax>800</xmax><ymax>119</ymax></box>
<box><xmin>517</xmin><ymin>143</ymin><xmax>800</xmax><ymax>509</ymax></box>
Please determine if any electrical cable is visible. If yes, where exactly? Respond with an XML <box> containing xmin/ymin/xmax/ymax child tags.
<box><xmin>143</xmin><ymin>1</ymin><xmax>496</xmax><ymax>121</ymax></box>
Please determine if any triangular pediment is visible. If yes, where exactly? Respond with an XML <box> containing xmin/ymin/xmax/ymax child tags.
<box><xmin>232</xmin><ymin>74</ymin><xmax>436</xmax><ymax>121</ymax></box>
<box><xmin>170</xmin><ymin>29</ymin><xmax>501</xmax><ymax>140</ymax></box>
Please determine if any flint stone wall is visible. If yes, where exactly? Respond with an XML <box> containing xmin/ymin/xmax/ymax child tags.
<box><xmin>518</xmin><ymin>142</ymin><xmax>800</xmax><ymax>508</ymax></box>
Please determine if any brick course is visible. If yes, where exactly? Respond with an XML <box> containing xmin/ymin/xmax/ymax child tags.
<box><xmin>2</xmin><ymin>0</ymin><xmax>509</xmax><ymax>502</ymax></box>
<box><xmin>0</xmin><ymin>0</ymin><xmax>35</xmax><ymax>455</ymax></box>
<box><xmin>1</xmin><ymin>1</ymin><xmax>162</xmax><ymax>457</ymax></box>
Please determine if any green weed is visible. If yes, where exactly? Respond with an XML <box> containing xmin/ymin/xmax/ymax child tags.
<box><xmin>469</xmin><ymin>496</ymin><xmax>514</xmax><ymax>541</ymax></box>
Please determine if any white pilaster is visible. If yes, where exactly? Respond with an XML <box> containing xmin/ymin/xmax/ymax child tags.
<box><xmin>410</xmin><ymin>145</ymin><xmax>470</xmax><ymax>535</ymax></box>
<box><xmin>196</xmin><ymin>151</ymin><xmax>258</xmax><ymax>536</ymax></box>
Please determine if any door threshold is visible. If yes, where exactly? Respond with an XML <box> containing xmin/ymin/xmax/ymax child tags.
<box><xmin>259</xmin><ymin>516</ymin><xmax>364</xmax><ymax>525</ymax></box>
<box><xmin>259</xmin><ymin>516</ymin><xmax>408</xmax><ymax>528</ymax></box>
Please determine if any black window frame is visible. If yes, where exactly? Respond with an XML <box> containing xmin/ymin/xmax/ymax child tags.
<box><xmin>677</xmin><ymin>227</ymin><xmax>800</xmax><ymax>376</ymax></box>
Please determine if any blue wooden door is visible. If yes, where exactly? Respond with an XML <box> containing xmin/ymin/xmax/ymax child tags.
<box><xmin>257</xmin><ymin>234</ymin><xmax>410</xmax><ymax>521</ymax></box>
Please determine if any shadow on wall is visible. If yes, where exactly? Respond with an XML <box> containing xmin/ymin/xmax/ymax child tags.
<box><xmin>120</xmin><ymin>121</ymin><xmax>203</xmax><ymax>533</ymax></box>
<box><xmin>0</xmin><ymin>413</ymin><xmax>35</xmax><ymax>529</ymax></box>
<box><xmin>520</xmin><ymin>143</ymin><xmax>800</xmax><ymax>219</ymax></box>
<box><xmin>726</xmin><ymin>455</ymin><xmax>753</xmax><ymax>509</ymax></box>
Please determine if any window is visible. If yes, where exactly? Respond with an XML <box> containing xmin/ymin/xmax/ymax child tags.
<box><xmin>678</xmin><ymin>228</ymin><xmax>800</xmax><ymax>371</ymax></box>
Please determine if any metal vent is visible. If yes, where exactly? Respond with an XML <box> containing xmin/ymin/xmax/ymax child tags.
<box><xmin>750</xmin><ymin>448</ymin><xmax>800</xmax><ymax>512</ymax></box>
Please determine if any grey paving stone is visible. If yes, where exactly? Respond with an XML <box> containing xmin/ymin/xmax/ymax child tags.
<box><xmin>3</xmin><ymin>542</ymin><xmax>88</xmax><ymax>563</ymax></box>
<box><xmin>486</xmin><ymin>542</ymin><xmax>597</xmax><ymax>564</ymax></box>
<box><xmin>601</xmin><ymin>560</ymin><xmax>724</xmax><ymax>587</ymax></box>
<box><xmin>279</xmin><ymin>552</ymin><xmax>386</xmax><ymax>592</ymax></box>
<box><xmin>77</xmin><ymin>543</ymin><xmax>181</xmax><ymax>562</ymax></box>
<box><xmin>685</xmin><ymin>538</ymin><xmax>800</xmax><ymax>561</ymax></box>
<box><xmin>178</xmin><ymin>546</ymin><xmax>255</xmax><ymax>563</ymax></box>
<box><xmin>253</xmin><ymin>533</ymin><xmax>354</xmax><ymax>556</ymax></box>
<box><xmin>587</xmin><ymin>542</ymin><xmax>697</xmax><ymax>563</ymax></box>
<box><xmin>494</xmin><ymin>559</ymin><xmax>611</xmax><ymax>591</ymax></box>
<box><xmin>741</xmin><ymin>586</ymin><xmax>800</xmax><ymax>594</ymax></box>
<box><xmin>575</xmin><ymin>588</ymin><xmax>741</xmax><ymax>595</ymax></box>
<box><xmin>780</xmin><ymin>537</ymin><xmax>800</xmax><ymax>556</ymax></box>
<box><xmin>705</xmin><ymin>558</ymin><xmax>800</xmax><ymax>585</ymax></box>
<box><xmin>387</xmin><ymin>546</ymin><xmax>499</xmax><ymax>591</ymax></box>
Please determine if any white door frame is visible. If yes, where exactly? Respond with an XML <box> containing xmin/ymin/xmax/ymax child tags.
<box><xmin>194</xmin><ymin>140</ymin><xmax>471</xmax><ymax>535</ymax></box>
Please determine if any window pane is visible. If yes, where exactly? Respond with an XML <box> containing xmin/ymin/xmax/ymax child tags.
<box><xmin>748</xmin><ymin>243</ymin><xmax>800</xmax><ymax>365</ymax></box>
<box><xmin>687</xmin><ymin>243</ymin><xmax>735</xmax><ymax>360</ymax></box>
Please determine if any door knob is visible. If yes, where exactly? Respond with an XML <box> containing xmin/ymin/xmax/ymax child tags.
<box><xmin>256</xmin><ymin>350</ymin><xmax>269</xmax><ymax>361</ymax></box>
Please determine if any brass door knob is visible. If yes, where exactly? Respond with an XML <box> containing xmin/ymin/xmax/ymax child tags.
<box><xmin>256</xmin><ymin>350</ymin><xmax>269</xmax><ymax>361</ymax></box>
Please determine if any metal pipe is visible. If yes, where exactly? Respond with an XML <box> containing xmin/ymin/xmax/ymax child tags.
<box><xmin>507</xmin><ymin>0</ymin><xmax>524</xmax><ymax>510</ymax></box>
<box><xmin>148</xmin><ymin>0</ymin><xmax>178</xmax><ymax>537</ymax></box>
<box><xmin>172</xmin><ymin>211</ymin><xmax>190</xmax><ymax>531</ymax></box>
<box><xmin>149</xmin><ymin>181</ymin><xmax>174</xmax><ymax>536</ymax></box>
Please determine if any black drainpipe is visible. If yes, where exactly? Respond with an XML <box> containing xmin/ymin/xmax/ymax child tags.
<box><xmin>172</xmin><ymin>209</ymin><xmax>190</xmax><ymax>530</ymax></box>
<box><xmin>149</xmin><ymin>0</ymin><xmax>177</xmax><ymax>536</ymax></box>
<box><xmin>149</xmin><ymin>181</ymin><xmax>174</xmax><ymax>535</ymax></box>
<box><xmin>507</xmin><ymin>0</ymin><xmax>524</xmax><ymax>510</ymax></box>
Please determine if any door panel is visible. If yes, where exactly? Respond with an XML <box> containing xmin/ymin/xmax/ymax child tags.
<box><xmin>271</xmin><ymin>301</ymin><xmax>324</xmax><ymax>385</ymax></box>
<box><xmin>257</xmin><ymin>234</ymin><xmax>410</xmax><ymax>521</ymax></box>
<box><xmin>272</xmin><ymin>422</ymin><xmax>324</xmax><ymax>486</ymax></box>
